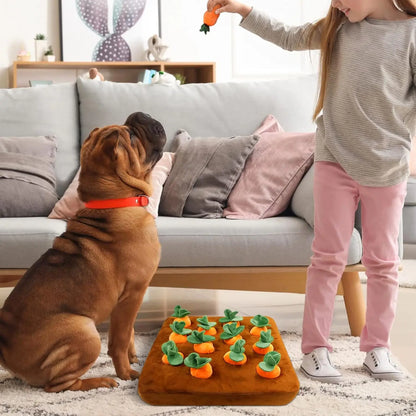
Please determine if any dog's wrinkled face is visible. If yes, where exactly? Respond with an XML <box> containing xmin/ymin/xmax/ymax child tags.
<box><xmin>78</xmin><ymin>112</ymin><xmax>166</xmax><ymax>202</ymax></box>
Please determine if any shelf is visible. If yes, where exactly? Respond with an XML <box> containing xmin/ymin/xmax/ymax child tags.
<box><xmin>10</xmin><ymin>61</ymin><xmax>216</xmax><ymax>88</ymax></box>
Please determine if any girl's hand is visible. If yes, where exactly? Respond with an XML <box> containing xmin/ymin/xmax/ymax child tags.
<box><xmin>207</xmin><ymin>0</ymin><xmax>252</xmax><ymax>18</ymax></box>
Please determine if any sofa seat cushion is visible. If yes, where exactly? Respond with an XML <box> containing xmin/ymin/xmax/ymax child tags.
<box><xmin>156</xmin><ymin>216</ymin><xmax>362</xmax><ymax>267</ymax></box>
<box><xmin>405</xmin><ymin>176</ymin><xmax>416</xmax><ymax>205</ymax></box>
<box><xmin>0</xmin><ymin>218</ymin><xmax>66</xmax><ymax>268</ymax></box>
<box><xmin>0</xmin><ymin>216</ymin><xmax>362</xmax><ymax>269</ymax></box>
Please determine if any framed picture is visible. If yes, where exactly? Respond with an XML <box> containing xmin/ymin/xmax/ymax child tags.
<box><xmin>60</xmin><ymin>0</ymin><xmax>159</xmax><ymax>62</ymax></box>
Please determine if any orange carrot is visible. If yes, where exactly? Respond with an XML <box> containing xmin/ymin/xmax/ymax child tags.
<box><xmin>256</xmin><ymin>364</ymin><xmax>281</xmax><ymax>379</ymax></box>
<box><xmin>224</xmin><ymin>335</ymin><xmax>243</xmax><ymax>345</ymax></box>
<box><xmin>200</xmin><ymin>4</ymin><xmax>221</xmax><ymax>34</ymax></box>
<box><xmin>197</xmin><ymin>327</ymin><xmax>217</xmax><ymax>336</ymax></box>
<box><xmin>253</xmin><ymin>344</ymin><xmax>274</xmax><ymax>355</ymax></box>
<box><xmin>223</xmin><ymin>351</ymin><xmax>247</xmax><ymax>366</ymax></box>
<box><xmin>250</xmin><ymin>326</ymin><xmax>269</xmax><ymax>337</ymax></box>
<box><xmin>223</xmin><ymin>321</ymin><xmax>240</xmax><ymax>328</ymax></box>
<box><xmin>169</xmin><ymin>332</ymin><xmax>188</xmax><ymax>344</ymax></box>
<box><xmin>194</xmin><ymin>342</ymin><xmax>215</xmax><ymax>354</ymax></box>
<box><xmin>173</xmin><ymin>316</ymin><xmax>192</xmax><ymax>328</ymax></box>
<box><xmin>162</xmin><ymin>352</ymin><xmax>184</xmax><ymax>365</ymax></box>
<box><xmin>190</xmin><ymin>363</ymin><xmax>213</xmax><ymax>379</ymax></box>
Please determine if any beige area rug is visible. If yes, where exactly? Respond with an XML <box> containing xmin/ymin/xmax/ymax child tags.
<box><xmin>360</xmin><ymin>259</ymin><xmax>416</xmax><ymax>288</ymax></box>
<box><xmin>0</xmin><ymin>330</ymin><xmax>415</xmax><ymax>416</ymax></box>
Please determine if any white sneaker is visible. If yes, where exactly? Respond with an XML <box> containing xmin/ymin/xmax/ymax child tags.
<box><xmin>300</xmin><ymin>347</ymin><xmax>343</xmax><ymax>384</ymax></box>
<box><xmin>363</xmin><ymin>347</ymin><xmax>404</xmax><ymax>381</ymax></box>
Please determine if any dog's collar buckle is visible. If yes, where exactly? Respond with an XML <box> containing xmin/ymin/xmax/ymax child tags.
<box><xmin>85</xmin><ymin>196</ymin><xmax>149</xmax><ymax>209</ymax></box>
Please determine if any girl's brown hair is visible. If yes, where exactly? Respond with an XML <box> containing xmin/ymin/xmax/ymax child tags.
<box><xmin>309</xmin><ymin>0</ymin><xmax>416</xmax><ymax>120</ymax></box>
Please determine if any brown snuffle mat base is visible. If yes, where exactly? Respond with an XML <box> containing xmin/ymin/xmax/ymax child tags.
<box><xmin>138</xmin><ymin>316</ymin><xmax>300</xmax><ymax>406</ymax></box>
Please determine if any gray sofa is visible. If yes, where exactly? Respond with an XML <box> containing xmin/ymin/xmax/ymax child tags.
<box><xmin>0</xmin><ymin>75</ymin><xmax>395</xmax><ymax>336</ymax></box>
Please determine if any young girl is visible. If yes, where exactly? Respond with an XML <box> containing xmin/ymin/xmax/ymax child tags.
<box><xmin>208</xmin><ymin>0</ymin><xmax>416</xmax><ymax>383</ymax></box>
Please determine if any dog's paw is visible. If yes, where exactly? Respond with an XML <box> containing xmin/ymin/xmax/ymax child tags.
<box><xmin>117</xmin><ymin>368</ymin><xmax>140</xmax><ymax>381</ymax></box>
<box><xmin>129</xmin><ymin>353</ymin><xmax>139</xmax><ymax>364</ymax></box>
<box><xmin>101</xmin><ymin>377</ymin><xmax>119</xmax><ymax>388</ymax></box>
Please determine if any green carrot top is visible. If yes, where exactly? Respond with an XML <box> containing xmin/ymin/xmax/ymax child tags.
<box><xmin>169</xmin><ymin>320</ymin><xmax>192</xmax><ymax>335</ymax></box>
<box><xmin>187</xmin><ymin>330</ymin><xmax>215</xmax><ymax>344</ymax></box>
<box><xmin>255</xmin><ymin>329</ymin><xmax>274</xmax><ymax>348</ymax></box>
<box><xmin>229</xmin><ymin>339</ymin><xmax>246</xmax><ymax>362</ymax></box>
<box><xmin>250</xmin><ymin>314</ymin><xmax>270</xmax><ymax>328</ymax></box>
<box><xmin>259</xmin><ymin>351</ymin><xmax>281</xmax><ymax>372</ymax></box>
<box><xmin>196</xmin><ymin>315</ymin><xmax>217</xmax><ymax>330</ymax></box>
<box><xmin>184</xmin><ymin>352</ymin><xmax>212</xmax><ymax>369</ymax></box>
<box><xmin>220</xmin><ymin>322</ymin><xmax>245</xmax><ymax>339</ymax></box>
<box><xmin>219</xmin><ymin>309</ymin><xmax>243</xmax><ymax>323</ymax></box>
<box><xmin>171</xmin><ymin>305</ymin><xmax>191</xmax><ymax>318</ymax></box>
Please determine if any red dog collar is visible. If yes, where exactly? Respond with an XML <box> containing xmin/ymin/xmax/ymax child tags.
<box><xmin>84</xmin><ymin>196</ymin><xmax>149</xmax><ymax>209</ymax></box>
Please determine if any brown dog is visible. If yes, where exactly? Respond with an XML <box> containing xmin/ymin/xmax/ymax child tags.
<box><xmin>0</xmin><ymin>112</ymin><xmax>166</xmax><ymax>392</ymax></box>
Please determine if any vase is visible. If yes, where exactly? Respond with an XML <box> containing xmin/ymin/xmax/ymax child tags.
<box><xmin>34</xmin><ymin>40</ymin><xmax>47</xmax><ymax>61</ymax></box>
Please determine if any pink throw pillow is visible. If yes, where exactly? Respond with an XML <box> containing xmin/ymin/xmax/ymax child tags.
<box><xmin>48</xmin><ymin>152</ymin><xmax>175</xmax><ymax>220</ymax></box>
<box><xmin>223</xmin><ymin>115</ymin><xmax>315</xmax><ymax>219</ymax></box>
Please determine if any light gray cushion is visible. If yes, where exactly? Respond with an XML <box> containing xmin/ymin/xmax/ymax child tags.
<box><xmin>156</xmin><ymin>216</ymin><xmax>362</xmax><ymax>267</ymax></box>
<box><xmin>290</xmin><ymin>164</ymin><xmax>315</xmax><ymax>227</ymax></box>
<box><xmin>0</xmin><ymin>83</ymin><xmax>80</xmax><ymax>196</ymax></box>
<box><xmin>0</xmin><ymin>218</ymin><xmax>67</xmax><ymax>268</ymax></box>
<box><xmin>0</xmin><ymin>136</ymin><xmax>58</xmax><ymax>217</ymax></box>
<box><xmin>405</xmin><ymin>176</ymin><xmax>416</xmax><ymax>205</ymax></box>
<box><xmin>159</xmin><ymin>130</ymin><xmax>259</xmax><ymax>218</ymax></box>
<box><xmin>76</xmin><ymin>76</ymin><xmax>318</xmax><ymax>149</ymax></box>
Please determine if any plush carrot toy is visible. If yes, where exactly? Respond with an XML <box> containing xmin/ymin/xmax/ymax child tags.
<box><xmin>171</xmin><ymin>305</ymin><xmax>192</xmax><ymax>328</ymax></box>
<box><xmin>200</xmin><ymin>4</ymin><xmax>221</xmax><ymax>34</ymax></box>
<box><xmin>223</xmin><ymin>339</ymin><xmax>247</xmax><ymax>365</ymax></box>
<box><xmin>187</xmin><ymin>330</ymin><xmax>216</xmax><ymax>354</ymax></box>
<box><xmin>249</xmin><ymin>315</ymin><xmax>271</xmax><ymax>337</ymax></box>
<box><xmin>220</xmin><ymin>322</ymin><xmax>245</xmax><ymax>345</ymax></box>
<box><xmin>253</xmin><ymin>329</ymin><xmax>274</xmax><ymax>355</ymax></box>
<box><xmin>184</xmin><ymin>352</ymin><xmax>213</xmax><ymax>379</ymax></box>
<box><xmin>169</xmin><ymin>321</ymin><xmax>192</xmax><ymax>344</ymax></box>
<box><xmin>161</xmin><ymin>340</ymin><xmax>184</xmax><ymax>365</ymax></box>
<box><xmin>197</xmin><ymin>315</ymin><xmax>217</xmax><ymax>336</ymax></box>
<box><xmin>256</xmin><ymin>351</ymin><xmax>282</xmax><ymax>379</ymax></box>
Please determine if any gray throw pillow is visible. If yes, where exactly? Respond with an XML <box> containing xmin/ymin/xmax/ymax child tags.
<box><xmin>0</xmin><ymin>136</ymin><xmax>58</xmax><ymax>217</ymax></box>
<box><xmin>159</xmin><ymin>130</ymin><xmax>259</xmax><ymax>218</ymax></box>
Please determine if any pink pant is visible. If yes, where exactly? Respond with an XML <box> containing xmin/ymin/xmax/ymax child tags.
<box><xmin>302</xmin><ymin>162</ymin><xmax>407</xmax><ymax>354</ymax></box>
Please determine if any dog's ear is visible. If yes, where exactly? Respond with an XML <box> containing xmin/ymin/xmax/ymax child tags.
<box><xmin>101</xmin><ymin>130</ymin><xmax>122</xmax><ymax>162</ymax></box>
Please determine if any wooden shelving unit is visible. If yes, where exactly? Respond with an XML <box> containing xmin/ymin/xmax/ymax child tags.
<box><xmin>10</xmin><ymin>61</ymin><xmax>216</xmax><ymax>88</ymax></box>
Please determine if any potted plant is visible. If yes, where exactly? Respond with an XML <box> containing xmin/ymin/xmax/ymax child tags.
<box><xmin>43</xmin><ymin>46</ymin><xmax>55</xmax><ymax>62</ymax></box>
<box><xmin>34</xmin><ymin>33</ymin><xmax>47</xmax><ymax>61</ymax></box>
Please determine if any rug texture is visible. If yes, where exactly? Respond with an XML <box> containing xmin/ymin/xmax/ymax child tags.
<box><xmin>360</xmin><ymin>259</ymin><xmax>416</xmax><ymax>288</ymax></box>
<box><xmin>0</xmin><ymin>330</ymin><xmax>415</xmax><ymax>416</ymax></box>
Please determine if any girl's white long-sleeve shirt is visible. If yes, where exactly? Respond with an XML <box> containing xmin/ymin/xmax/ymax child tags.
<box><xmin>241</xmin><ymin>8</ymin><xmax>416</xmax><ymax>186</ymax></box>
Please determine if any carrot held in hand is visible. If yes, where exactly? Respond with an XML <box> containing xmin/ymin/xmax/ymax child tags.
<box><xmin>200</xmin><ymin>4</ymin><xmax>221</xmax><ymax>34</ymax></box>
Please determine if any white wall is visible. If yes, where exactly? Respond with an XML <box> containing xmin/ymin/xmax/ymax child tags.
<box><xmin>0</xmin><ymin>0</ymin><xmax>329</xmax><ymax>88</ymax></box>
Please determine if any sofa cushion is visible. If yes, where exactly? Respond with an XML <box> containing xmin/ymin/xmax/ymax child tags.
<box><xmin>76</xmin><ymin>76</ymin><xmax>317</xmax><ymax>149</ymax></box>
<box><xmin>0</xmin><ymin>218</ymin><xmax>67</xmax><ymax>268</ymax></box>
<box><xmin>0</xmin><ymin>216</ymin><xmax>362</xmax><ymax>269</ymax></box>
<box><xmin>159</xmin><ymin>131</ymin><xmax>259</xmax><ymax>218</ymax></box>
<box><xmin>156</xmin><ymin>216</ymin><xmax>362</xmax><ymax>267</ymax></box>
<box><xmin>405</xmin><ymin>176</ymin><xmax>416</xmax><ymax>205</ymax></box>
<box><xmin>290</xmin><ymin>164</ymin><xmax>315</xmax><ymax>228</ymax></box>
<box><xmin>0</xmin><ymin>83</ymin><xmax>80</xmax><ymax>196</ymax></box>
<box><xmin>48</xmin><ymin>152</ymin><xmax>175</xmax><ymax>219</ymax></box>
<box><xmin>0</xmin><ymin>136</ymin><xmax>58</xmax><ymax>217</ymax></box>
<box><xmin>224</xmin><ymin>115</ymin><xmax>315</xmax><ymax>219</ymax></box>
